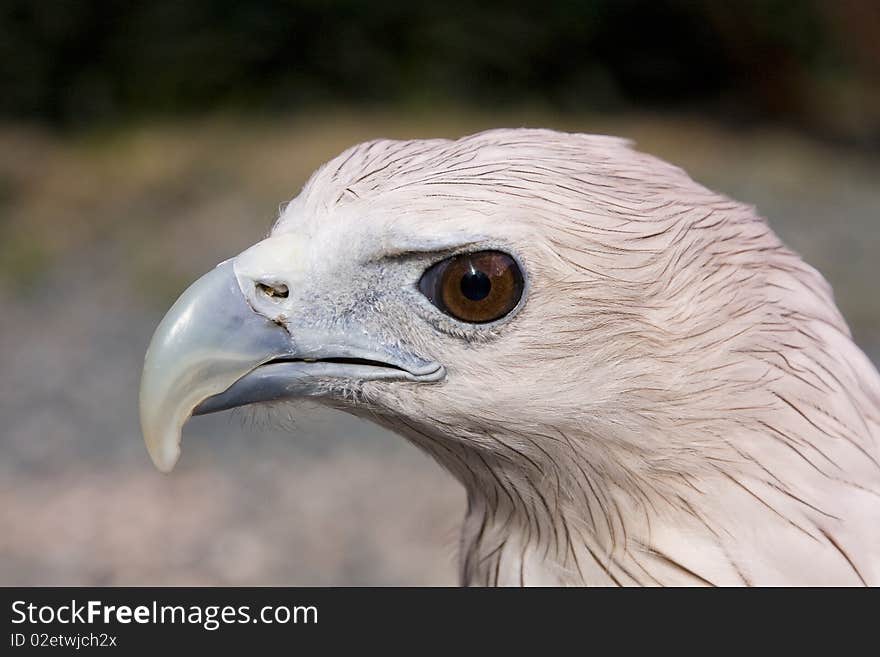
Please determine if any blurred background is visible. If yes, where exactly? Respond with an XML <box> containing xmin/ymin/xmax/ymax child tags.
<box><xmin>1</xmin><ymin>1</ymin><xmax>878</xmax><ymax>585</ymax></box>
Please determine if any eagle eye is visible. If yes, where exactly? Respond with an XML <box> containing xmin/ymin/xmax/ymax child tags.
<box><xmin>418</xmin><ymin>251</ymin><xmax>524</xmax><ymax>324</ymax></box>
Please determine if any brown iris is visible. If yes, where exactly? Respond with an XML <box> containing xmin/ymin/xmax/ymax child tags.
<box><xmin>418</xmin><ymin>251</ymin><xmax>524</xmax><ymax>323</ymax></box>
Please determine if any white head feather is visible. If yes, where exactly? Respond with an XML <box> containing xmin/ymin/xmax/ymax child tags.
<box><xmin>249</xmin><ymin>129</ymin><xmax>880</xmax><ymax>585</ymax></box>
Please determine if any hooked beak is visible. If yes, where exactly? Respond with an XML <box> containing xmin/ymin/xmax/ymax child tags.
<box><xmin>139</xmin><ymin>260</ymin><xmax>443</xmax><ymax>473</ymax></box>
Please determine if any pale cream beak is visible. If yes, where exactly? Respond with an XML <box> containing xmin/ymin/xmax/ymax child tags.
<box><xmin>139</xmin><ymin>259</ymin><xmax>444</xmax><ymax>473</ymax></box>
<box><xmin>139</xmin><ymin>261</ymin><xmax>294</xmax><ymax>472</ymax></box>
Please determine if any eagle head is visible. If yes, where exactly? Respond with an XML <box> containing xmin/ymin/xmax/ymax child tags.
<box><xmin>140</xmin><ymin>129</ymin><xmax>880</xmax><ymax>586</ymax></box>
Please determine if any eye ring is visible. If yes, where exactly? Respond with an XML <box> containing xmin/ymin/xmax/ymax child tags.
<box><xmin>418</xmin><ymin>250</ymin><xmax>524</xmax><ymax>324</ymax></box>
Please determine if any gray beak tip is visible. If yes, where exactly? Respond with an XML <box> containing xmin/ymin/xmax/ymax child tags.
<box><xmin>139</xmin><ymin>261</ymin><xmax>290</xmax><ymax>474</ymax></box>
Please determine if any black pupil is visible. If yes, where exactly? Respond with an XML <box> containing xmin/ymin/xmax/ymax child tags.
<box><xmin>460</xmin><ymin>269</ymin><xmax>491</xmax><ymax>301</ymax></box>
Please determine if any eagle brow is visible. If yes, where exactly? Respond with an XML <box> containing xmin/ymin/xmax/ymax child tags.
<box><xmin>371</xmin><ymin>235</ymin><xmax>488</xmax><ymax>261</ymax></box>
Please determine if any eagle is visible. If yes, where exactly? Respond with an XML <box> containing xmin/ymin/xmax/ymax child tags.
<box><xmin>140</xmin><ymin>128</ymin><xmax>880</xmax><ymax>586</ymax></box>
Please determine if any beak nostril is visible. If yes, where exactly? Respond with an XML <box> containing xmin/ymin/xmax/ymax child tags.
<box><xmin>255</xmin><ymin>281</ymin><xmax>289</xmax><ymax>300</ymax></box>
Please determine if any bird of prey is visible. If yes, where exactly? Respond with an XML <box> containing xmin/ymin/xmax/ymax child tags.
<box><xmin>140</xmin><ymin>128</ymin><xmax>880</xmax><ymax>586</ymax></box>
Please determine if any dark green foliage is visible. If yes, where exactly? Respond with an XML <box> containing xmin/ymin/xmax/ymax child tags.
<box><xmin>0</xmin><ymin>0</ymin><xmax>875</xmax><ymax>138</ymax></box>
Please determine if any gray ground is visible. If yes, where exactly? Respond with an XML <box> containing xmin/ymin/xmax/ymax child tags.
<box><xmin>1</xmin><ymin>111</ymin><xmax>878</xmax><ymax>585</ymax></box>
